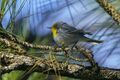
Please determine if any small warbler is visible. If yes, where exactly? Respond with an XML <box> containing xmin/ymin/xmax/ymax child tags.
<box><xmin>51</xmin><ymin>21</ymin><xmax>103</xmax><ymax>47</ymax></box>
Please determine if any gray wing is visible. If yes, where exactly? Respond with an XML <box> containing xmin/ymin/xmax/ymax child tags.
<box><xmin>69</xmin><ymin>29</ymin><xmax>92</xmax><ymax>35</ymax></box>
<box><xmin>57</xmin><ymin>22</ymin><xmax>92</xmax><ymax>35</ymax></box>
<box><xmin>61</xmin><ymin>22</ymin><xmax>92</xmax><ymax>35</ymax></box>
<box><xmin>59</xmin><ymin>22</ymin><xmax>77</xmax><ymax>30</ymax></box>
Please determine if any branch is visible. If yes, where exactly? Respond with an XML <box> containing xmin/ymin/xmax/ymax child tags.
<box><xmin>0</xmin><ymin>36</ymin><xmax>97</xmax><ymax>68</ymax></box>
<box><xmin>0</xmin><ymin>24</ymin><xmax>119</xmax><ymax>79</ymax></box>
<box><xmin>0</xmin><ymin>27</ymin><xmax>99</xmax><ymax>77</ymax></box>
<box><xmin>96</xmin><ymin>0</ymin><xmax>120</xmax><ymax>24</ymax></box>
<box><xmin>0</xmin><ymin>52</ymin><xmax>120</xmax><ymax>79</ymax></box>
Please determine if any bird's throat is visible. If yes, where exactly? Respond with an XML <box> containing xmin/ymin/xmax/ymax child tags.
<box><xmin>52</xmin><ymin>27</ymin><xmax>58</xmax><ymax>37</ymax></box>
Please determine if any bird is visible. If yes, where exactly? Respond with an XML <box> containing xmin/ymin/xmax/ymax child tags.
<box><xmin>51</xmin><ymin>21</ymin><xmax>103</xmax><ymax>48</ymax></box>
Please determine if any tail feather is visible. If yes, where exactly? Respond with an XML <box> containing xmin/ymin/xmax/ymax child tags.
<box><xmin>88</xmin><ymin>39</ymin><xmax>103</xmax><ymax>43</ymax></box>
<box><xmin>90</xmin><ymin>40</ymin><xmax>103</xmax><ymax>45</ymax></box>
<box><xmin>81</xmin><ymin>37</ymin><xmax>103</xmax><ymax>44</ymax></box>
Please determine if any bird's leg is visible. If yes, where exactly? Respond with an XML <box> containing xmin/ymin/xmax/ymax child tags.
<box><xmin>53</xmin><ymin>44</ymin><xmax>58</xmax><ymax>51</ymax></box>
<box><xmin>71</xmin><ymin>41</ymin><xmax>78</xmax><ymax>51</ymax></box>
<box><xmin>61</xmin><ymin>43</ymin><xmax>65</xmax><ymax>50</ymax></box>
<box><xmin>61</xmin><ymin>43</ymin><xmax>69</xmax><ymax>56</ymax></box>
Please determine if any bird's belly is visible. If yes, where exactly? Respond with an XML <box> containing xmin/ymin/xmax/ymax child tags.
<box><xmin>54</xmin><ymin>34</ymin><xmax>79</xmax><ymax>47</ymax></box>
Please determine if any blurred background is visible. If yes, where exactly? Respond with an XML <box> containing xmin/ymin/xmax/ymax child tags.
<box><xmin>1</xmin><ymin>0</ymin><xmax>120</xmax><ymax>80</ymax></box>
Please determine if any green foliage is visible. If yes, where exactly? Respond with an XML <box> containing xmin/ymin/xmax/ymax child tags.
<box><xmin>27</xmin><ymin>72</ymin><xmax>47</xmax><ymax>80</ymax></box>
<box><xmin>0</xmin><ymin>0</ymin><xmax>9</xmax><ymax>15</ymax></box>
<box><xmin>1</xmin><ymin>71</ymin><xmax>23</xmax><ymax>80</ymax></box>
<box><xmin>0</xmin><ymin>0</ymin><xmax>16</xmax><ymax>21</ymax></box>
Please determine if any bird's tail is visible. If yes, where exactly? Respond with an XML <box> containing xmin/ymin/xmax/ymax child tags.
<box><xmin>81</xmin><ymin>37</ymin><xmax>103</xmax><ymax>44</ymax></box>
<box><xmin>90</xmin><ymin>39</ymin><xmax>103</xmax><ymax>45</ymax></box>
<box><xmin>89</xmin><ymin>39</ymin><xmax>103</xmax><ymax>43</ymax></box>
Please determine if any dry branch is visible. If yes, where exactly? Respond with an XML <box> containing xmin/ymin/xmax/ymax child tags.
<box><xmin>0</xmin><ymin>52</ymin><xmax>120</xmax><ymax>79</ymax></box>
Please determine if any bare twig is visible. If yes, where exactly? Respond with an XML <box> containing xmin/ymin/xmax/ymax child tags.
<box><xmin>96</xmin><ymin>0</ymin><xmax>120</xmax><ymax>24</ymax></box>
<box><xmin>0</xmin><ymin>38</ymin><xmax>26</xmax><ymax>54</ymax></box>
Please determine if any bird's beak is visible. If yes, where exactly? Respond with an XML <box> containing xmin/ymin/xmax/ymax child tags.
<box><xmin>47</xmin><ymin>27</ymin><xmax>52</xmax><ymax>29</ymax></box>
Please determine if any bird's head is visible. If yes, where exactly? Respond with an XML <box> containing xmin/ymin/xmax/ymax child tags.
<box><xmin>51</xmin><ymin>21</ymin><xmax>66</xmax><ymax>37</ymax></box>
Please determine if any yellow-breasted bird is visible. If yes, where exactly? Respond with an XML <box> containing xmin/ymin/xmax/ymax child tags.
<box><xmin>51</xmin><ymin>21</ymin><xmax>103</xmax><ymax>47</ymax></box>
